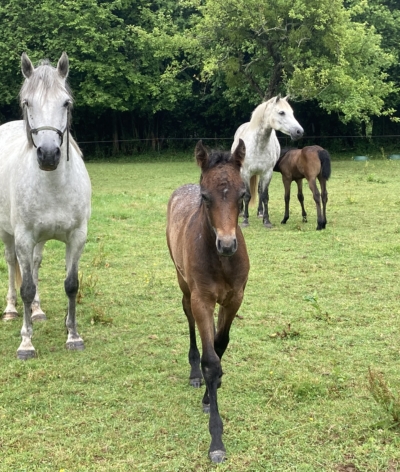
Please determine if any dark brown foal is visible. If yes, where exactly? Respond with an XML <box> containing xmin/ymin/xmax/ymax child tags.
<box><xmin>166</xmin><ymin>139</ymin><xmax>250</xmax><ymax>463</ymax></box>
<box><xmin>274</xmin><ymin>145</ymin><xmax>331</xmax><ymax>230</ymax></box>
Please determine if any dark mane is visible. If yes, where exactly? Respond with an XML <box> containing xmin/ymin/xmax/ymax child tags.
<box><xmin>274</xmin><ymin>146</ymin><xmax>297</xmax><ymax>172</ymax></box>
<box><xmin>203</xmin><ymin>149</ymin><xmax>232</xmax><ymax>170</ymax></box>
<box><xmin>280</xmin><ymin>146</ymin><xmax>297</xmax><ymax>158</ymax></box>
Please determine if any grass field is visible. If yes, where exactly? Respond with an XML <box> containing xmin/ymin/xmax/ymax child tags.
<box><xmin>1</xmin><ymin>152</ymin><xmax>400</xmax><ymax>471</ymax></box>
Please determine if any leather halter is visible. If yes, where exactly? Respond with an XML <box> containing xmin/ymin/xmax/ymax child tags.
<box><xmin>23</xmin><ymin>102</ymin><xmax>70</xmax><ymax>161</ymax></box>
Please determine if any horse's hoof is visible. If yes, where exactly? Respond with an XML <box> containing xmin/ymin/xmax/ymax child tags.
<box><xmin>257</xmin><ymin>213</ymin><xmax>263</xmax><ymax>219</ymax></box>
<box><xmin>241</xmin><ymin>221</ymin><xmax>249</xmax><ymax>228</ymax></box>
<box><xmin>303</xmin><ymin>217</ymin><xmax>307</xmax><ymax>223</ymax></box>
<box><xmin>31</xmin><ymin>313</ymin><xmax>47</xmax><ymax>322</ymax></box>
<box><xmin>17</xmin><ymin>349</ymin><xmax>36</xmax><ymax>360</ymax></box>
<box><xmin>3</xmin><ymin>312</ymin><xmax>18</xmax><ymax>321</ymax></box>
<box><xmin>202</xmin><ymin>402</ymin><xmax>210</xmax><ymax>414</ymax></box>
<box><xmin>281</xmin><ymin>220</ymin><xmax>287</xmax><ymax>225</ymax></box>
<box><xmin>263</xmin><ymin>222</ymin><xmax>273</xmax><ymax>228</ymax></box>
<box><xmin>209</xmin><ymin>450</ymin><xmax>226</xmax><ymax>463</ymax></box>
<box><xmin>66</xmin><ymin>340</ymin><xmax>85</xmax><ymax>351</ymax></box>
<box><xmin>190</xmin><ymin>377</ymin><xmax>203</xmax><ymax>388</ymax></box>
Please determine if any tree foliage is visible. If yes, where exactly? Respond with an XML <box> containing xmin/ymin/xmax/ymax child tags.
<box><xmin>0</xmin><ymin>0</ymin><xmax>398</xmax><ymax>144</ymax></box>
<box><xmin>193</xmin><ymin>0</ymin><xmax>396</xmax><ymax>123</ymax></box>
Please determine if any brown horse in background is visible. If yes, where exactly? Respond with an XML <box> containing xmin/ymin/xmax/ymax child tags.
<box><xmin>166</xmin><ymin>140</ymin><xmax>249</xmax><ymax>463</ymax></box>
<box><xmin>273</xmin><ymin>145</ymin><xmax>331</xmax><ymax>230</ymax></box>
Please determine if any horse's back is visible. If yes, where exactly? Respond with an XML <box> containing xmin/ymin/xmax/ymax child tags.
<box><xmin>167</xmin><ymin>184</ymin><xmax>201</xmax><ymax>251</ymax></box>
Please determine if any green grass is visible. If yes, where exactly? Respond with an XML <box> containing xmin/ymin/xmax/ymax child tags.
<box><xmin>1</xmin><ymin>155</ymin><xmax>400</xmax><ymax>471</ymax></box>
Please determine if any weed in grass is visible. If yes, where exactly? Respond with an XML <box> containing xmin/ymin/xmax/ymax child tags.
<box><xmin>368</xmin><ymin>367</ymin><xmax>400</xmax><ymax>429</ymax></box>
<box><xmin>77</xmin><ymin>270</ymin><xmax>98</xmax><ymax>303</ymax></box>
<box><xmin>90</xmin><ymin>305</ymin><xmax>113</xmax><ymax>326</ymax></box>
<box><xmin>269</xmin><ymin>323</ymin><xmax>300</xmax><ymax>339</ymax></box>
<box><xmin>92</xmin><ymin>241</ymin><xmax>106</xmax><ymax>268</ymax></box>
<box><xmin>366</xmin><ymin>173</ymin><xmax>387</xmax><ymax>184</ymax></box>
<box><xmin>303</xmin><ymin>292</ymin><xmax>330</xmax><ymax>321</ymax></box>
<box><xmin>346</xmin><ymin>195</ymin><xmax>358</xmax><ymax>204</ymax></box>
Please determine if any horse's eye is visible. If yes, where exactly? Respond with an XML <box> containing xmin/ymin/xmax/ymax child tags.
<box><xmin>22</xmin><ymin>99</ymin><xmax>29</xmax><ymax>107</ymax></box>
<box><xmin>201</xmin><ymin>193</ymin><xmax>211</xmax><ymax>206</ymax></box>
<box><xmin>279</xmin><ymin>111</ymin><xmax>285</xmax><ymax>116</ymax></box>
<box><xmin>63</xmin><ymin>100</ymin><xmax>71</xmax><ymax>108</ymax></box>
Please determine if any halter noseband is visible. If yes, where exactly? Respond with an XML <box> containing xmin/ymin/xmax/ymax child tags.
<box><xmin>24</xmin><ymin>102</ymin><xmax>71</xmax><ymax>161</ymax></box>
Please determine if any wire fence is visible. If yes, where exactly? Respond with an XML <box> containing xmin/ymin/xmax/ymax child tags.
<box><xmin>77</xmin><ymin>134</ymin><xmax>400</xmax><ymax>159</ymax></box>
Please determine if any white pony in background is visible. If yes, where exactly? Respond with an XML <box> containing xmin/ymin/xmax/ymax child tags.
<box><xmin>232</xmin><ymin>96</ymin><xmax>304</xmax><ymax>227</ymax></box>
<box><xmin>0</xmin><ymin>52</ymin><xmax>91</xmax><ymax>359</ymax></box>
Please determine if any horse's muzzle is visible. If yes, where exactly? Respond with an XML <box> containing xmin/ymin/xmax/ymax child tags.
<box><xmin>216</xmin><ymin>235</ymin><xmax>238</xmax><ymax>257</ymax></box>
<box><xmin>37</xmin><ymin>146</ymin><xmax>61</xmax><ymax>171</ymax></box>
<box><xmin>290</xmin><ymin>126</ymin><xmax>304</xmax><ymax>141</ymax></box>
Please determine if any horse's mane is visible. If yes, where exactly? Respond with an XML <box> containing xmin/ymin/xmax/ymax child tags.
<box><xmin>19</xmin><ymin>60</ymin><xmax>72</xmax><ymax>106</ymax></box>
<box><xmin>280</xmin><ymin>146</ymin><xmax>296</xmax><ymax>158</ymax></box>
<box><xmin>203</xmin><ymin>149</ymin><xmax>233</xmax><ymax>170</ymax></box>
<box><xmin>249</xmin><ymin>97</ymin><xmax>276</xmax><ymax>128</ymax></box>
<box><xmin>274</xmin><ymin>146</ymin><xmax>297</xmax><ymax>172</ymax></box>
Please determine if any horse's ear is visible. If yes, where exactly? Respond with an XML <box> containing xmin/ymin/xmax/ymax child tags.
<box><xmin>195</xmin><ymin>140</ymin><xmax>209</xmax><ymax>169</ymax></box>
<box><xmin>283</xmin><ymin>95</ymin><xmax>290</xmax><ymax>101</ymax></box>
<box><xmin>275</xmin><ymin>94</ymin><xmax>281</xmax><ymax>103</ymax></box>
<box><xmin>57</xmin><ymin>52</ymin><xmax>69</xmax><ymax>79</ymax></box>
<box><xmin>21</xmin><ymin>53</ymin><xmax>34</xmax><ymax>79</ymax></box>
<box><xmin>231</xmin><ymin>139</ymin><xmax>246</xmax><ymax>168</ymax></box>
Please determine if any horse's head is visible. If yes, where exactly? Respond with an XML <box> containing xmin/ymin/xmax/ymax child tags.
<box><xmin>267</xmin><ymin>95</ymin><xmax>304</xmax><ymax>141</ymax></box>
<box><xmin>196</xmin><ymin>139</ymin><xmax>246</xmax><ymax>257</ymax></box>
<box><xmin>20</xmin><ymin>52</ymin><xmax>72</xmax><ymax>171</ymax></box>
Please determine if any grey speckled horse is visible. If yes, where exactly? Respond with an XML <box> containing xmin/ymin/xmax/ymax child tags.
<box><xmin>232</xmin><ymin>96</ymin><xmax>303</xmax><ymax>228</ymax></box>
<box><xmin>0</xmin><ymin>52</ymin><xmax>91</xmax><ymax>359</ymax></box>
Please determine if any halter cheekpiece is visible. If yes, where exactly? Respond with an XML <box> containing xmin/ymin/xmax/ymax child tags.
<box><xmin>23</xmin><ymin>102</ymin><xmax>71</xmax><ymax>161</ymax></box>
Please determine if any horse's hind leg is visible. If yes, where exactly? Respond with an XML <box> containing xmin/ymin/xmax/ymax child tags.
<box><xmin>241</xmin><ymin>182</ymin><xmax>251</xmax><ymax>227</ymax></box>
<box><xmin>308</xmin><ymin>179</ymin><xmax>324</xmax><ymax>230</ymax></box>
<box><xmin>320</xmin><ymin>177</ymin><xmax>328</xmax><ymax>228</ymax></box>
<box><xmin>281</xmin><ymin>177</ymin><xmax>291</xmax><ymax>224</ymax></box>
<box><xmin>2</xmin><ymin>234</ymin><xmax>19</xmax><ymax>320</ymax></box>
<box><xmin>64</xmin><ymin>229</ymin><xmax>86</xmax><ymax>350</ymax></box>
<box><xmin>31</xmin><ymin>242</ymin><xmax>46</xmax><ymax>322</ymax></box>
<box><xmin>181</xmin><ymin>289</ymin><xmax>203</xmax><ymax>388</ymax></box>
<box><xmin>260</xmin><ymin>171</ymin><xmax>273</xmax><ymax>228</ymax></box>
<box><xmin>296</xmin><ymin>179</ymin><xmax>307</xmax><ymax>223</ymax></box>
<box><xmin>257</xmin><ymin>180</ymin><xmax>263</xmax><ymax>218</ymax></box>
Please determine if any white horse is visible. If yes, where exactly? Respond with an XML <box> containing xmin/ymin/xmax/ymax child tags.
<box><xmin>0</xmin><ymin>52</ymin><xmax>91</xmax><ymax>359</ymax></box>
<box><xmin>232</xmin><ymin>96</ymin><xmax>304</xmax><ymax>227</ymax></box>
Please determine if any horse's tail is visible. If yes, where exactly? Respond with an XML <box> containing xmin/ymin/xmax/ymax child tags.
<box><xmin>15</xmin><ymin>259</ymin><xmax>22</xmax><ymax>290</ymax></box>
<box><xmin>249</xmin><ymin>174</ymin><xmax>258</xmax><ymax>207</ymax></box>
<box><xmin>318</xmin><ymin>149</ymin><xmax>331</xmax><ymax>180</ymax></box>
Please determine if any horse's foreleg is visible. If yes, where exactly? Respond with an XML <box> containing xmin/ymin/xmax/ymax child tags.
<box><xmin>2</xmin><ymin>235</ymin><xmax>19</xmax><ymax>320</ymax></box>
<box><xmin>296</xmin><ymin>179</ymin><xmax>307</xmax><ymax>223</ymax></box>
<box><xmin>308</xmin><ymin>179</ymin><xmax>324</xmax><ymax>230</ymax></box>
<box><xmin>31</xmin><ymin>242</ymin><xmax>46</xmax><ymax>321</ymax></box>
<box><xmin>15</xmin><ymin>237</ymin><xmax>36</xmax><ymax>359</ymax></box>
<box><xmin>192</xmin><ymin>295</ymin><xmax>226</xmax><ymax>463</ymax></box>
<box><xmin>320</xmin><ymin>178</ymin><xmax>328</xmax><ymax>228</ymax></box>
<box><xmin>65</xmin><ymin>229</ymin><xmax>86</xmax><ymax>350</ymax></box>
<box><xmin>281</xmin><ymin>177</ymin><xmax>291</xmax><ymax>224</ymax></box>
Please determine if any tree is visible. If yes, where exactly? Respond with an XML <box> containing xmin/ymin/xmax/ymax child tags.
<box><xmin>193</xmin><ymin>0</ymin><xmax>396</xmax><ymax>123</ymax></box>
